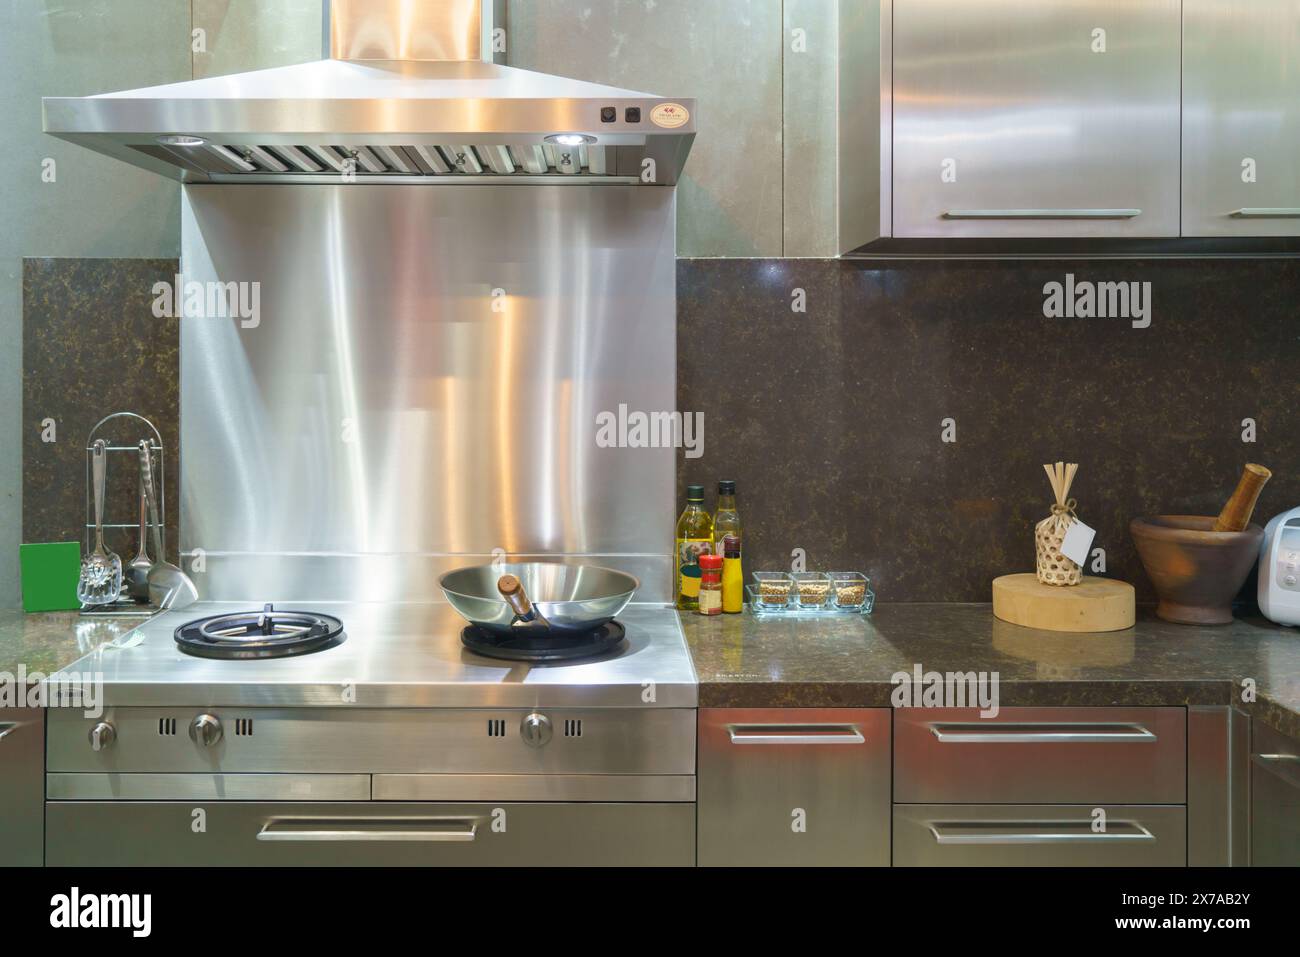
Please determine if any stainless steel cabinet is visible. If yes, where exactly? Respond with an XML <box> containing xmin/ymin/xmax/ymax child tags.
<box><xmin>1251</xmin><ymin>723</ymin><xmax>1300</xmax><ymax>866</ymax></box>
<box><xmin>895</xmin><ymin>707</ymin><xmax>1186</xmax><ymax>804</ymax></box>
<box><xmin>1183</xmin><ymin>0</ymin><xmax>1300</xmax><ymax>236</ymax></box>
<box><xmin>697</xmin><ymin>708</ymin><xmax>890</xmax><ymax>866</ymax></box>
<box><xmin>46</xmin><ymin>802</ymin><xmax>695</xmax><ymax>866</ymax></box>
<box><xmin>0</xmin><ymin>708</ymin><xmax>44</xmax><ymax>866</ymax></box>
<box><xmin>895</xmin><ymin>804</ymin><xmax>1187</xmax><ymax>866</ymax></box>
<box><xmin>892</xmin><ymin>0</ymin><xmax>1181</xmax><ymax>238</ymax></box>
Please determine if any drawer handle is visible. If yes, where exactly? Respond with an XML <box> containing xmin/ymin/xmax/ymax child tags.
<box><xmin>728</xmin><ymin>724</ymin><xmax>865</xmax><ymax>745</ymax></box>
<box><xmin>928</xmin><ymin>821</ymin><xmax>1155</xmax><ymax>846</ymax></box>
<box><xmin>1231</xmin><ymin>208</ymin><xmax>1300</xmax><ymax>218</ymax></box>
<box><xmin>942</xmin><ymin>208</ymin><xmax>1141</xmax><ymax>220</ymax></box>
<box><xmin>0</xmin><ymin>722</ymin><xmax>17</xmax><ymax>743</ymax></box>
<box><xmin>257</xmin><ymin>818</ymin><xmax>478</xmax><ymax>843</ymax></box>
<box><xmin>928</xmin><ymin>722</ymin><xmax>1156</xmax><ymax>744</ymax></box>
<box><xmin>1254</xmin><ymin>753</ymin><xmax>1300</xmax><ymax>789</ymax></box>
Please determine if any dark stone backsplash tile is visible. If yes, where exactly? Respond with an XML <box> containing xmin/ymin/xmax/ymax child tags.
<box><xmin>23</xmin><ymin>258</ymin><xmax>181</xmax><ymax>565</ymax></box>
<box><xmin>678</xmin><ymin>258</ymin><xmax>1300</xmax><ymax>602</ymax></box>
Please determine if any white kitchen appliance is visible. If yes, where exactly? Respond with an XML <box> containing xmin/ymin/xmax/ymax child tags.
<box><xmin>1259</xmin><ymin>506</ymin><xmax>1300</xmax><ymax>626</ymax></box>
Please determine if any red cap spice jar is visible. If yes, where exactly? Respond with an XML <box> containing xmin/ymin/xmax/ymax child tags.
<box><xmin>698</xmin><ymin>554</ymin><xmax>724</xmax><ymax>616</ymax></box>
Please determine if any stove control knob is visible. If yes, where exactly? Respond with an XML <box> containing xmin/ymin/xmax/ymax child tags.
<box><xmin>189</xmin><ymin>714</ymin><xmax>223</xmax><ymax>748</ymax></box>
<box><xmin>520</xmin><ymin>712</ymin><xmax>552</xmax><ymax>748</ymax></box>
<box><xmin>88</xmin><ymin>722</ymin><xmax>116</xmax><ymax>752</ymax></box>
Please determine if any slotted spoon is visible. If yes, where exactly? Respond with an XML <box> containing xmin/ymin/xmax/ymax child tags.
<box><xmin>77</xmin><ymin>439</ymin><xmax>122</xmax><ymax>606</ymax></box>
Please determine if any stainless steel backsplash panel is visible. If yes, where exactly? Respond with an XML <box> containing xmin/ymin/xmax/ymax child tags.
<box><xmin>180</xmin><ymin>184</ymin><xmax>675</xmax><ymax>602</ymax></box>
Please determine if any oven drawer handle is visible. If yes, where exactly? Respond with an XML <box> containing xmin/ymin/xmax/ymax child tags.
<box><xmin>1231</xmin><ymin>208</ymin><xmax>1300</xmax><ymax>218</ymax></box>
<box><xmin>728</xmin><ymin>724</ymin><xmax>865</xmax><ymax>745</ymax></box>
<box><xmin>942</xmin><ymin>208</ymin><xmax>1141</xmax><ymax>220</ymax></box>
<box><xmin>928</xmin><ymin>723</ymin><xmax>1156</xmax><ymax>744</ymax></box>
<box><xmin>928</xmin><ymin>821</ymin><xmax>1155</xmax><ymax>845</ymax></box>
<box><xmin>1253</xmin><ymin>753</ymin><xmax>1300</xmax><ymax>789</ymax></box>
<box><xmin>0</xmin><ymin>722</ymin><xmax>17</xmax><ymax>742</ymax></box>
<box><xmin>257</xmin><ymin>818</ymin><xmax>478</xmax><ymax>843</ymax></box>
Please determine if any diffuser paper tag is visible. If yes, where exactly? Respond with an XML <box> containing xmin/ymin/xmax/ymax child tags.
<box><xmin>1059</xmin><ymin>520</ymin><xmax>1096</xmax><ymax>567</ymax></box>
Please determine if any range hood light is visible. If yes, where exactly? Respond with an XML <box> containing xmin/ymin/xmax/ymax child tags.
<box><xmin>545</xmin><ymin>134</ymin><xmax>596</xmax><ymax>147</ymax></box>
<box><xmin>157</xmin><ymin>134</ymin><xmax>206</xmax><ymax>147</ymax></box>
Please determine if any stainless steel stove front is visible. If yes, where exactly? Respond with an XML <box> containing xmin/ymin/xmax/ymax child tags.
<box><xmin>44</xmin><ymin>705</ymin><xmax>696</xmax><ymax>866</ymax></box>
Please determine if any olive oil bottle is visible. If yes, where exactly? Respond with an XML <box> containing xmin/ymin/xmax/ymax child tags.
<box><xmin>675</xmin><ymin>485</ymin><xmax>714</xmax><ymax>611</ymax></box>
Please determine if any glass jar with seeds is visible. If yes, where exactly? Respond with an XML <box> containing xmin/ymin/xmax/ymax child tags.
<box><xmin>752</xmin><ymin>572</ymin><xmax>793</xmax><ymax>608</ymax></box>
<box><xmin>790</xmin><ymin>572</ymin><xmax>831</xmax><ymax>608</ymax></box>
<box><xmin>827</xmin><ymin>572</ymin><xmax>869</xmax><ymax>609</ymax></box>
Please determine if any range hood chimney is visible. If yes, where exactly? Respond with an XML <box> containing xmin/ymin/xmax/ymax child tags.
<box><xmin>328</xmin><ymin>0</ymin><xmax>494</xmax><ymax>63</ymax></box>
<box><xmin>43</xmin><ymin>0</ymin><xmax>694</xmax><ymax>185</ymax></box>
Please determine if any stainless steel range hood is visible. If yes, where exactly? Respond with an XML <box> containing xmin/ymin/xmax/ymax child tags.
<box><xmin>42</xmin><ymin>0</ymin><xmax>695</xmax><ymax>185</ymax></box>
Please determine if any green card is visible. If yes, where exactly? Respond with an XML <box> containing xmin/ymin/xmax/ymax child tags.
<box><xmin>19</xmin><ymin>542</ymin><xmax>83</xmax><ymax>612</ymax></box>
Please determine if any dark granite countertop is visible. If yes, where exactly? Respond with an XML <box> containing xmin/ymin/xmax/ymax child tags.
<box><xmin>0</xmin><ymin>610</ymin><xmax>142</xmax><ymax>678</ymax></box>
<box><xmin>681</xmin><ymin>603</ymin><xmax>1300</xmax><ymax>740</ymax></box>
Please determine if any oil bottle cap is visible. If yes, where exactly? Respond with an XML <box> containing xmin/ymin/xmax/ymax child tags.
<box><xmin>718</xmin><ymin>480</ymin><xmax>736</xmax><ymax>495</ymax></box>
<box><xmin>722</xmin><ymin>534</ymin><xmax>741</xmax><ymax>558</ymax></box>
<box><xmin>685</xmin><ymin>484</ymin><xmax>705</xmax><ymax>501</ymax></box>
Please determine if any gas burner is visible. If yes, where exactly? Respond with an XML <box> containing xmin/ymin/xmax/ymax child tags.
<box><xmin>174</xmin><ymin>603</ymin><xmax>344</xmax><ymax>660</ymax></box>
<box><xmin>460</xmin><ymin>621</ymin><xmax>626</xmax><ymax>663</ymax></box>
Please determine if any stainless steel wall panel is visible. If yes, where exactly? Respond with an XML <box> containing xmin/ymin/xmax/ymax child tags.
<box><xmin>507</xmin><ymin>0</ymin><xmax>783</xmax><ymax>257</ymax></box>
<box><xmin>180</xmin><ymin>183</ymin><xmax>676</xmax><ymax>602</ymax></box>
<box><xmin>893</xmin><ymin>0</ymin><xmax>1181</xmax><ymax>238</ymax></box>
<box><xmin>1183</xmin><ymin>0</ymin><xmax>1300</xmax><ymax>236</ymax></box>
<box><xmin>783</xmin><ymin>0</ymin><xmax>890</xmax><ymax>255</ymax></box>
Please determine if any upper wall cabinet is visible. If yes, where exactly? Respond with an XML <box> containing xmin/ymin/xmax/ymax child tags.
<box><xmin>1183</xmin><ymin>0</ymin><xmax>1300</xmax><ymax>237</ymax></box>
<box><xmin>891</xmin><ymin>0</ymin><xmax>1182</xmax><ymax>239</ymax></box>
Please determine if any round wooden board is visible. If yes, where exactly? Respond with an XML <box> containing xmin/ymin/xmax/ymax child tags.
<box><xmin>992</xmin><ymin>574</ymin><xmax>1135</xmax><ymax>633</ymax></box>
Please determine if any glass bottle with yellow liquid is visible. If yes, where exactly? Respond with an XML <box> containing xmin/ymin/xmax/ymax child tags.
<box><xmin>675</xmin><ymin>485</ymin><xmax>713</xmax><ymax>611</ymax></box>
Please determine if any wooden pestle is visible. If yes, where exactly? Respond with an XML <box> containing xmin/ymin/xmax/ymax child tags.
<box><xmin>1213</xmin><ymin>464</ymin><xmax>1272</xmax><ymax>532</ymax></box>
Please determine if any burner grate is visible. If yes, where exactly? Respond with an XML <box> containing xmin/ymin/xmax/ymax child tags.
<box><xmin>174</xmin><ymin>603</ymin><xmax>344</xmax><ymax>660</ymax></box>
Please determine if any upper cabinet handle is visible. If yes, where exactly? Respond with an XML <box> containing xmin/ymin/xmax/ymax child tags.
<box><xmin>943</xmin><ymin>208</ymin><xmax>1142</xmax><ymax>220</ymax></box>
<box><xmin>929</xmin><ymin>723</ymin><xmax>1156</xmax><ymax>744</ymax></box>
<box><xmin>0</xmin><ymin>722</ymin><xmax>17</xmax><ymax>743</ymax></box>
<box><xmin>1231</xmin><ymin>208</ymin><xmax>1300</xmax><ymax>218</ymax></box>
<box><xmin>728</xmin><ymin>724</ymin><xmax>865</xmax><ymax>745</ymax></box>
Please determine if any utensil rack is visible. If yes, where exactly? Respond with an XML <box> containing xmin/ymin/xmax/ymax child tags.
<box><xmin>81</xmin><ymin>412</ymin><xmax>166</xmax><ymax>617</ymax></box>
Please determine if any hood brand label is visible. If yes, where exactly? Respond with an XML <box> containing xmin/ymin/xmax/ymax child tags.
<box><xmin>650</xmin><ymin>103</ymin><xmax>690</xmax><ymax>129</ymax></box>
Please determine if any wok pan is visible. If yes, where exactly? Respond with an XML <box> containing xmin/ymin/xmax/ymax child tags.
<box><xmin>439</xmin><ymin>562</ymin><xmax>639</xmax><ymax>637</ymax></box>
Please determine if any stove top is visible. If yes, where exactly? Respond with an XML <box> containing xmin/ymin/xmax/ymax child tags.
<box><xmin>64</xmin><ymin>602</ymin><xmax>696</xmax><ymax>709</ymax></box>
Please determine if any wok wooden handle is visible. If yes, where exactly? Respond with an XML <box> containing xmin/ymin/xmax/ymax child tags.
<box><xmin>1213</xmin><ymin>463</ymin><xmax>1272</xmax><ymax>532</ymax></box>
<box><xmin>497</xmin><ymin>574</ymin><xmax>541</xmax><ymax>623</ymax></box>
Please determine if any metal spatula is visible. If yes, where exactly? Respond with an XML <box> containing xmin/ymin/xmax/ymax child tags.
<box><xmin>77</xmin><ymin>439</ymin><xmax>123</xmax><ymax>607</ymax></box>
<box><xmin>139</xmin><ymin>440</ymin><xmax>197</xmax><ymax>611</ymax></box>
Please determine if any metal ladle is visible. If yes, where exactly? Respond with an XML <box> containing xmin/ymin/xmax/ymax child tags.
<box><xmin>139</xmin><ymin>440</ymin><xmax>198</xmax><ymax>611</ymax></box>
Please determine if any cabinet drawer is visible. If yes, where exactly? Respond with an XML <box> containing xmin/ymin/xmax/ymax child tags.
<box><xmin>895</xmin><ymin>707</ymin><xmax>1185</xmax><ymax>804</ymax></box>
<box><xmin>1251</xmin><ymin>722</ymin><xmax>1300</xmax><ymax>867</ymax></box>
<box><xmin>894</xmin><ymin>804</ymin><xmax>1186</xmax><ymax>867</ymax></box>
<box><xmin>45</xmin><ymin>802</ymin><xmax>694</xmax><ymax>866</ymax></box>
<box><xmin>698</xmin><ymin>708</ymin><xmax>890</xmax><ymax>866</ymax></box>
<box><xmin>0</xmin><ymin>708</ymin><xmax>44</xmax><ymax>866</ymax></box>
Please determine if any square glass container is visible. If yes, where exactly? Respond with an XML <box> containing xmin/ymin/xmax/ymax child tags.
<box><xmin>790</xmin><ymin>571</ymin><xmax>832</xmax><ymax>608</ymax></box>
<box><xmin>827</xmin><ymin>572</ymin><xmax>870</xmax><ymax>609</ymax></box>
<box><xmin>752</xmin><ymin>571</ymin><xmax>793</xmax><ymax>607</ymax></box>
